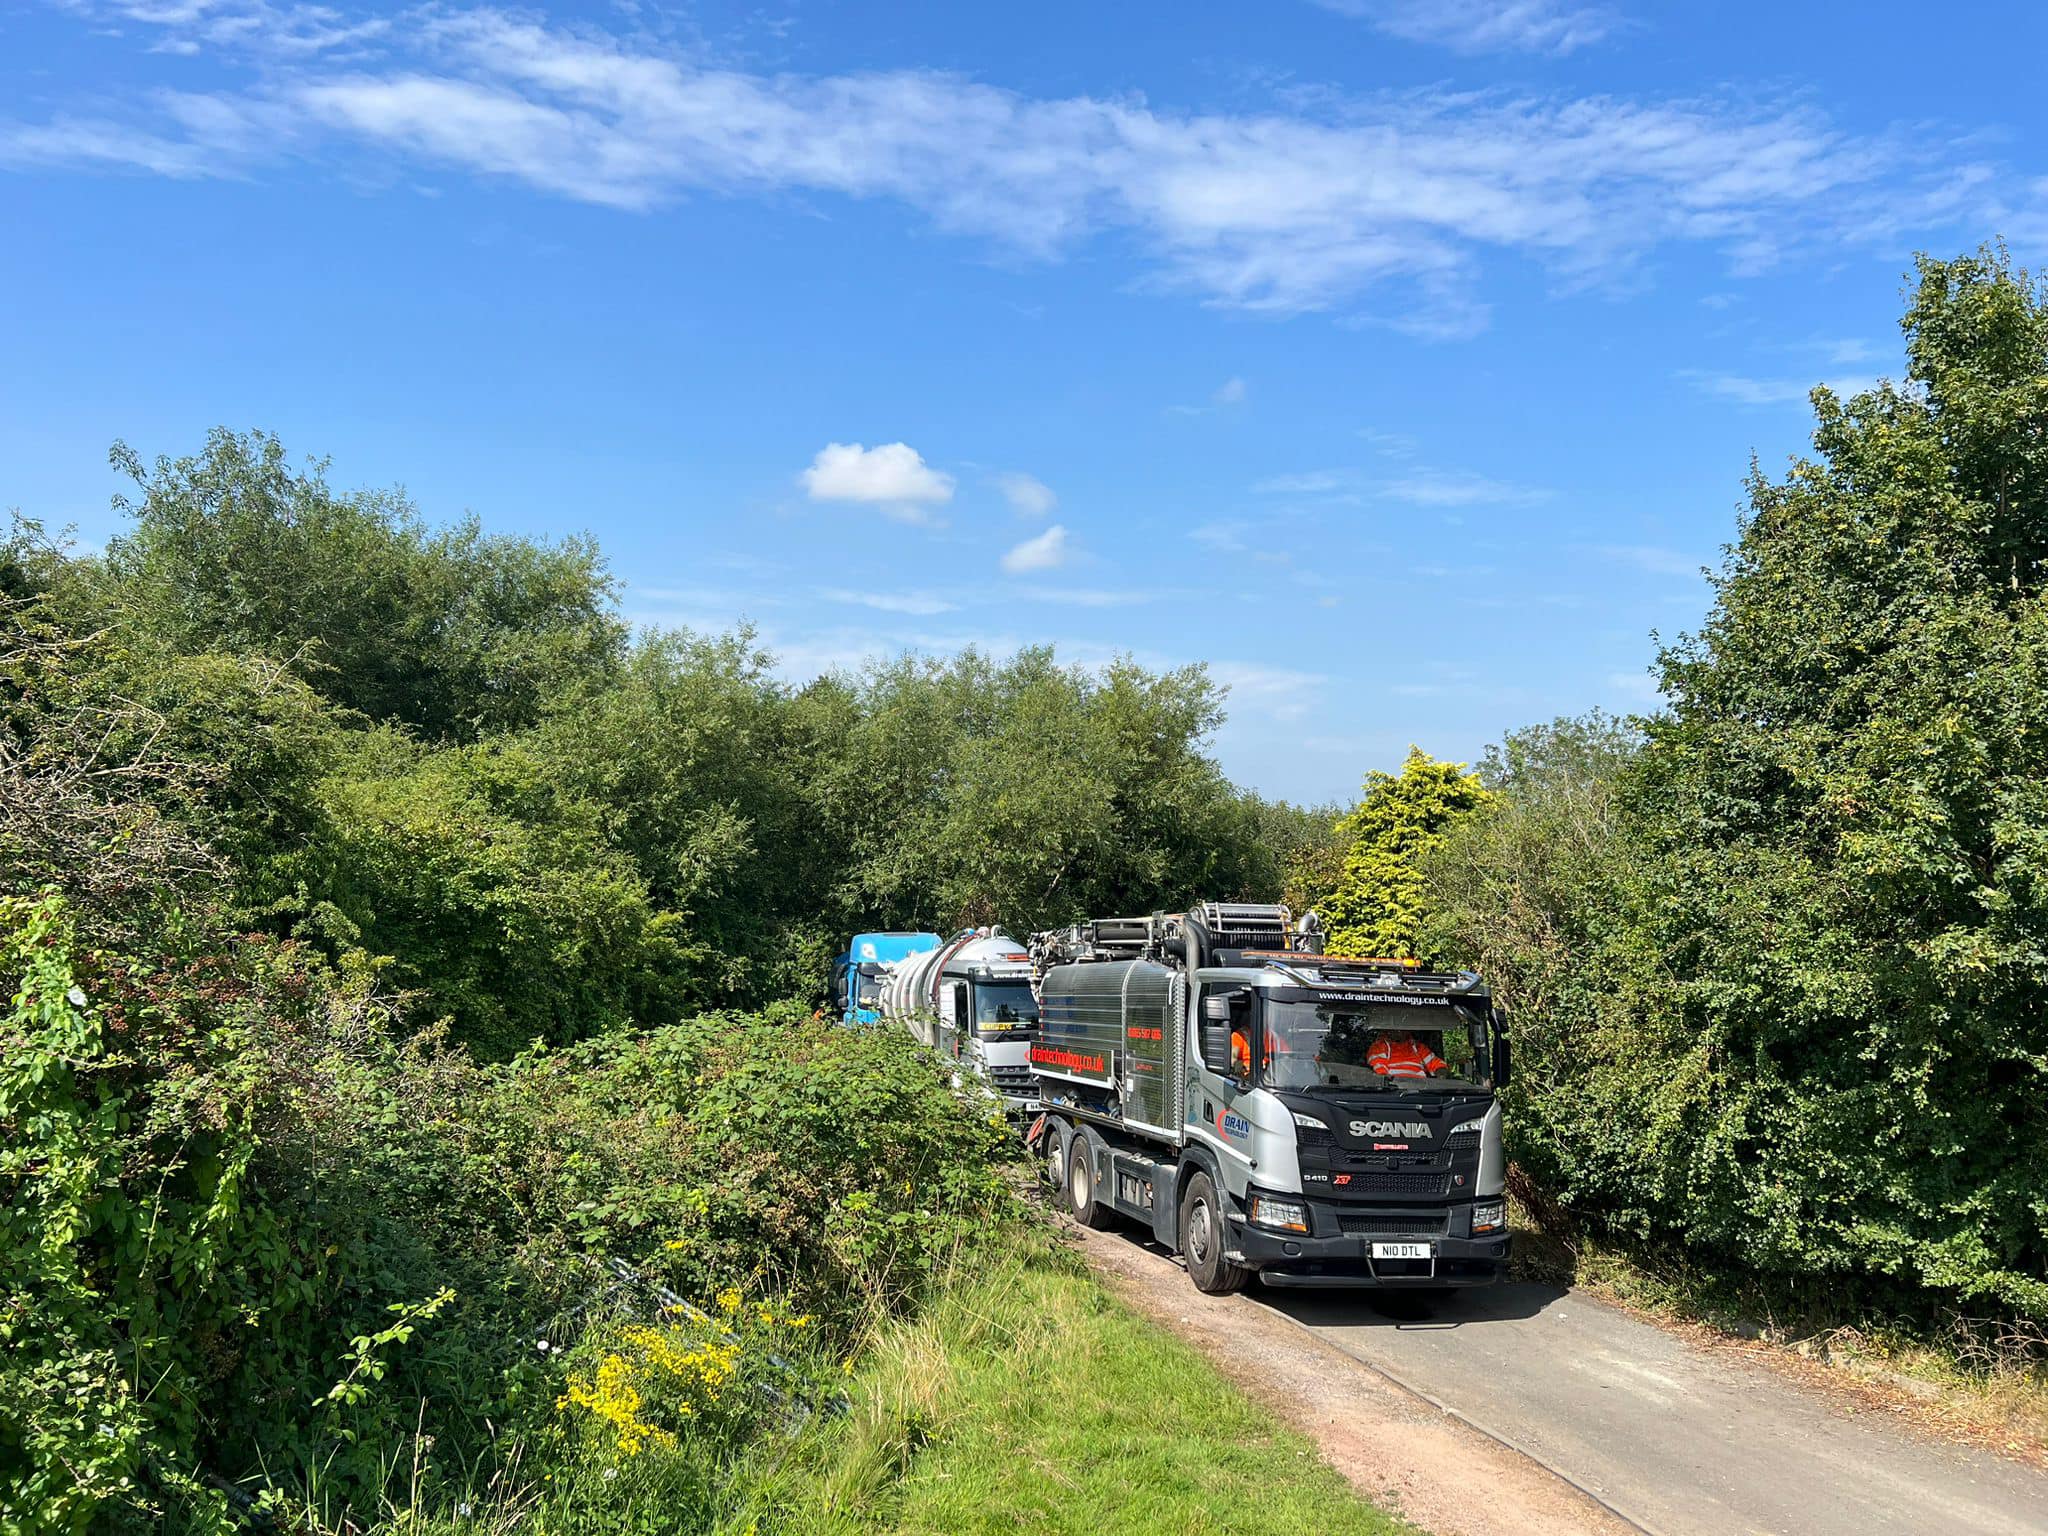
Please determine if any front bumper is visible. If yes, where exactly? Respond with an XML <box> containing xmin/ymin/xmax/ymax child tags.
<box><xmin>1226</xmin><ymin>1200</ymin><xmax>1509</xmax><ymax>1286</ymax></box>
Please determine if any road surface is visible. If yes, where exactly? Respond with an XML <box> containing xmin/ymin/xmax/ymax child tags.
<box><xmin>1083</xmin><ymin>1227</ymin><xmax>2048</xmax><ymax>1536</ymax></box>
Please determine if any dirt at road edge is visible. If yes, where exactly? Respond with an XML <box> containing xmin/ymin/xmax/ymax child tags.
<box><xmin>1078</xmin><ymin>1228</ymin><xmax>1639</xmax><ymax>1536</ymax></box>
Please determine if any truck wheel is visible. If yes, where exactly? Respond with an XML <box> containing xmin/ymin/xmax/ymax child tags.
<box><xmin>1044</xmin><ymin>1119</ymin><xmax>1070</xmax><ymax>1203</ymax></box>
<box><xmin>1178</xmin><ymin>1171</ymin><xmax>1250</xmax><ymax>1295</ymax></box>
<box><xmin>1067</xmin><ymin>1130</ymin><xmax>1110</xmax><ymax>1229</ymax></box>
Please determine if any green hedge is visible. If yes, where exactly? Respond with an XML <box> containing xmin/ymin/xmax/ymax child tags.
<box><xmin>1425</xmin><ymin>251</ymin><xmax>2048</xmax><ymax>1325</ymax></box>
<box><xmin>0</xmin><ymin>894</ymin><xmax>1016</xmax><ymax>1534</ymax></box>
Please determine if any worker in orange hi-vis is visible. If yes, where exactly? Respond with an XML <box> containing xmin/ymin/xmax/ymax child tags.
<box><xmin>1229</xmin><ymin>1020</ymin><xmax>1294</xmax><ymax>1081</ymax></box>
<box><xmin>1368</xmin><ymin>1028</ymin><xmax>1446</xmax><ymax>1080</ymax></box>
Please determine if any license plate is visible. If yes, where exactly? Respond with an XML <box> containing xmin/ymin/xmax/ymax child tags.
<box><xmin>1371</xmin><ymin>1241</ymin><xmax>1432</xmax><ymax>1260</ymax></box>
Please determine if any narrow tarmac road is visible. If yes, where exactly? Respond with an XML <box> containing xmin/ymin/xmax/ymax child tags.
<box><xmin>1087</xmin><ymin>1228</ymin><xmax>2048</xmax><ymax>1536</ymax></box>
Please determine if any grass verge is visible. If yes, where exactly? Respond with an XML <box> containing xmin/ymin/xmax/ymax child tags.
<box><xmin>744</xmin><ymin>1234</ymin><xmax>1418</xmax><ymax>1536</ymax></box>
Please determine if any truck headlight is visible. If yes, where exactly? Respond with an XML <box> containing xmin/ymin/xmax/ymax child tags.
<box><xmin>1290</xmin><ymin>1111</ymin><xmax>1329</xmax><ymax>1131</ymax></box>
<box><xmin>1470</xmin><ymin>1200</ymin><xmax>1505</xmax><ymax>1234</ymax></box>
<box><xmin>1249</xmin><ymin>1195</ymin><xmax>1309</xmax><ymax>1233</ymax></box>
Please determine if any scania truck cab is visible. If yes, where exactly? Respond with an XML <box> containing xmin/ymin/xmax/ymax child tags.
<box><xmin>1029</xmin><ymin>902</ymin><xmax>1510</xmax><ymax>1294</ymax></box>
<box><xmin>878</xmin><ymin>926</ymin><xmax>1042</xmax><ymax>1114</ymax></box>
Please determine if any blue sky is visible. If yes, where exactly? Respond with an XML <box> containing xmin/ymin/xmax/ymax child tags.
<box><xmin>6</xmin><ymin>1</ymin><xmax>2048</xmax><ymax>803</ymax></box>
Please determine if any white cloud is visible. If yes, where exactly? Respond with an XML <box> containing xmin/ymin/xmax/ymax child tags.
<box><xmin>1001</xmin><ymin>524</ymin><xmax>1070</xmax><ymax>574</ymax></box>
<box><xmin>801</xmin><ymin>442</ymin><xmax>955</xmax><ymax>516</ymax></box>
<box><xmin>1310</xmin><ymin>0</ymin><xmax>1622</xmax><ymax>55</ymax></box>
<box><xmin>6</xmin><ymin>4</ymin><xmax>1996</xmax><ymax>332</ymax></box>
<box><xmin>1254</xmin><ymin>470</ymin><xmax>1353</xmax><ymax>495</ymax></box>
<box><xmin>1009</xmin><ymin>586</ymin><xmax>1154</xmax><ymax>607</ymax></box>
<box><xmin>1377</xmin><ymin>469</ymin><xmax>1551</xmax><ymax>507</ymax></box>
<box><xmin>1190</xmin><ymin>521</ymin><xmax>1249</xmax><ymax>552</ymax></box>
<box><xmin>1168</xmin><ymin>377</ymin><xmax>1251</xmax><ymax>417</ymax></box>
<box><xmin>1678</xmin><ymin>369</ymin><xmax>1879</xmax><ymax>406</ymax></box>
<box><xmin>1208</xmin><ymin>661</ymin><xmax>1327</xmax><ymax>722</ymax></box>
<box><xmin>817</xmin><ymin>587</ymin><xmax>958</xmax><ymax>616</ymax></box>
<box><xmin>57</xmin><ymin>0</ymin><xmax>390</xmax><ymax>56</ymax></box>
<box><xmin>1359</xmin><ymin>427</ymin><xmax>1419</xmax><ymax>458</ymax></box>
<box><xmin>995</xmin><ymin>471</ymin><xmax>1056</xmax><ymax>517</ymax></box>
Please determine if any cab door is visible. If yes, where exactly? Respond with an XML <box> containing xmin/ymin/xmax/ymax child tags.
<box><xmin>1187</xmin><ymin>981</ymin><xmax>1256</xmax><ymax>1164</ymax></box>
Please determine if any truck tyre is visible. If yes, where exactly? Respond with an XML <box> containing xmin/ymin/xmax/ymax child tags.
<box><xmin>1178</xmin><ymin>1170</ymin><xmax>1250</xmax><ymax>1294</ymax></box>
<box><xmin>1043</xmin><ymin>1118</ymin><xmax>1071</xmax><ymax>1204</ymax></box>
<box><xmin>1066</xmin><ymin>1129</ymin><xmax>1110</xmax><ymax>1229</ymax></box>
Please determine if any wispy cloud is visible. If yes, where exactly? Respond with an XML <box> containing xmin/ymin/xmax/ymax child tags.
<box><xmin>1190</xmin><ymin>521</ymin><xmax>1249</xmax><ymax>552</ymax></box>
<box><xmin>57</xmin><ymin>0</ymin><xmax>391</xmax><ymax>57</ymax></box>
<box><xmin>1359</xmin><ymin>427</ymin><xmax>1419</xmax><ymax>458</ymax></box>
<box><xmin>817</xmin><ymin>587</ymin><xmax>959</xmax><ymax>616</ymax></box>
<box><xmin>1169</xmin><ymin>377</ymin><xmax>1251</xmax><ymax>416</ymax></box>
<box><xmin>1254</xmin><ymin>470</ymin><xmax>1353</xmax><ymax>495</ymax></box>
<box><xmin>1310</xmin><ymin>0</ymin><xmax>1624</xmax><ymax>55</ymax></box>
<box><xmin>1377</xmin><ymin>469</ymin><xmax>1551</xmax><ymax>507</ymax></box>
<box><xmin>1001</xmin><ymin>523</ymin><xmax>1070</xmax><ymax>573</ymax></box>
<box><xmin>1678</xmin><ymin>369</ymin><xmax>1879</xmax><ymax>406</ymax></box>
<box><xmin>1209</xmin><ymin>660</ymin><xmax>1327</xmax><ymax>723</ymax></box>
<box><xmin>994</xmin><ymin>471</ymin><xmax>1056</xmax><ymax>517</ymax></box>
<box><xmin>1008</xmin><ymin>585</ymin><xmax>1155</xmax><ymax>607</ymax></box>
<box><xmin>5</xmin><ymin>4</ymin><xmax>2009</xmax><ymax>332</ymax></box>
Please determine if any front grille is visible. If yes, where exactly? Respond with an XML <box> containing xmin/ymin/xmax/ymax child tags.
<box><xmin>1343</xmin><ymin>1171</ymin><xmax>1450</xmax><ymax>1199</ymax></box>
<box><xmin>986</xmin><ymin>1066</ymin><xmax>1037</xmax><ymax>1096</ymax></box>
<box><xmin>1338</xmin><ymin>1210</ymin><xmax>1450</xmax><ymax>1238</ymax></box>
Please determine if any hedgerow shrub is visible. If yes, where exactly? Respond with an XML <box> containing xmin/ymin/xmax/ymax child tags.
<box><xmin>0</xmin><ymin>892</ymin><xmax>1020</xmax><ymax>1534</ymax></box>
<box><xmin>1427</xmin><ymin>250</ymin><xmax>2048</xmax><ymax>1325</ymax></box>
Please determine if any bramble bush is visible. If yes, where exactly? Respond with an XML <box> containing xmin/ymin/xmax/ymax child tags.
<box><xmin>0</xmin><ymin>889</ymin><xmax>1021</xmax><ymax>1533</ymax></box>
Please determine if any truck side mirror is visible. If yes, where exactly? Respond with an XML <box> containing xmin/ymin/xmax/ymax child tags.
<box><xmin>1492</xmin><ymin>1012</ymin><xmax>1511</xmax><ymax>1088</ymax></box>
<box><xmin>1200</xmin><ymin>993</ymin><xmax>1233</xmax><ymax>1074</ymax></box>
<box><xmin>949</xmin><ymin>981</ymin><xmax>970</xmax><ymax>1028</ymax></box>
<box><xmin>1201</xmin><ymin>990</ymin><xmax>1254</xmax><ymax>1080</ymax></box>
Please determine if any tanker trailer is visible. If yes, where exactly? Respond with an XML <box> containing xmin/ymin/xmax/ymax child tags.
<box><xmin>878</xmin><ymin>926</ymin><xmax>1041</xmax><ymax>1114</ymax></box>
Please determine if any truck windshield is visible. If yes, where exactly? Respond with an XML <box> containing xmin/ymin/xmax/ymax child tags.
<box><xmin>974</xmin><ymin>982</ymin><xmax>1039</xmax><ymax>1036</ymax></box>
<box><xmin>1260</xmin><ymin>1001</ymin><xmax>1490</xmax><ymax>1093</ymax></box>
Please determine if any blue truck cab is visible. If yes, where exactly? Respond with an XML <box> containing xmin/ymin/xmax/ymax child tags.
<box><xmin>833</xmin><ymin>931</ymin><xmax>942</xmax><ymax>1025</ymax></box>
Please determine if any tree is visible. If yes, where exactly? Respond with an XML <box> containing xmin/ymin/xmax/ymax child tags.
<box><xmin>1613</xmin><ymin>247</ymin><xmax>2048</xmax><ymax>1318</ymax></box>
<box><xmin>813</xmin><ymin>648</ymin><xmax>1278</xmax><ymax>936</ymax></box>
<box><xmin>87</xmin><ymin>428</ymin><xmax>624</xmax><ymax>739</ymax></box>
<box><xmin>1437</xmin><ymin>248</ymin><xmax>2048</xmax><ymax>1321</ymax></box>
<box><xmin>1315</xmin><ymin>748</ymin><xmax>1491</xmax><ymax>961</ymax></box>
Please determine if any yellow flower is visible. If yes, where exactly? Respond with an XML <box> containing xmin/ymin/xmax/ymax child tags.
<box><xmin>558</xmin><ymin>1350</ymin><xmax>677</xmax><ymax>1457</ymax></box>
<box><xmin>716</xmin><ymin>1288</ymin><xmax>742</xmax><ymax>1314</ymax></box>
<box><xmin>664</xmin><ymin>1239</ymin><xmax>686</xmax><ymax>1251</ymax></box>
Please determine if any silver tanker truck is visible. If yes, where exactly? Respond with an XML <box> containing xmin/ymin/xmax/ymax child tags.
<box><xmin>1028</xmin><ymin>902</ymin><xmax>1511</xmax><ymax>1293</ymax></box>
<box><xmin>877</xmin><ymin>925</ymin><xmax>1042</xmax><ymax>1115</ymax></box>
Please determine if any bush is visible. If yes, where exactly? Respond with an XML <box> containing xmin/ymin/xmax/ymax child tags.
<box><xmin>0</xmin><ymin>892</ymin><xmax>1021</xmax><ymax>1533</ymax></box>
<box><xmin>1428</xmin><ymin>249</ymin><xmax>2048</xmax><ymax>1325</ymax></box>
